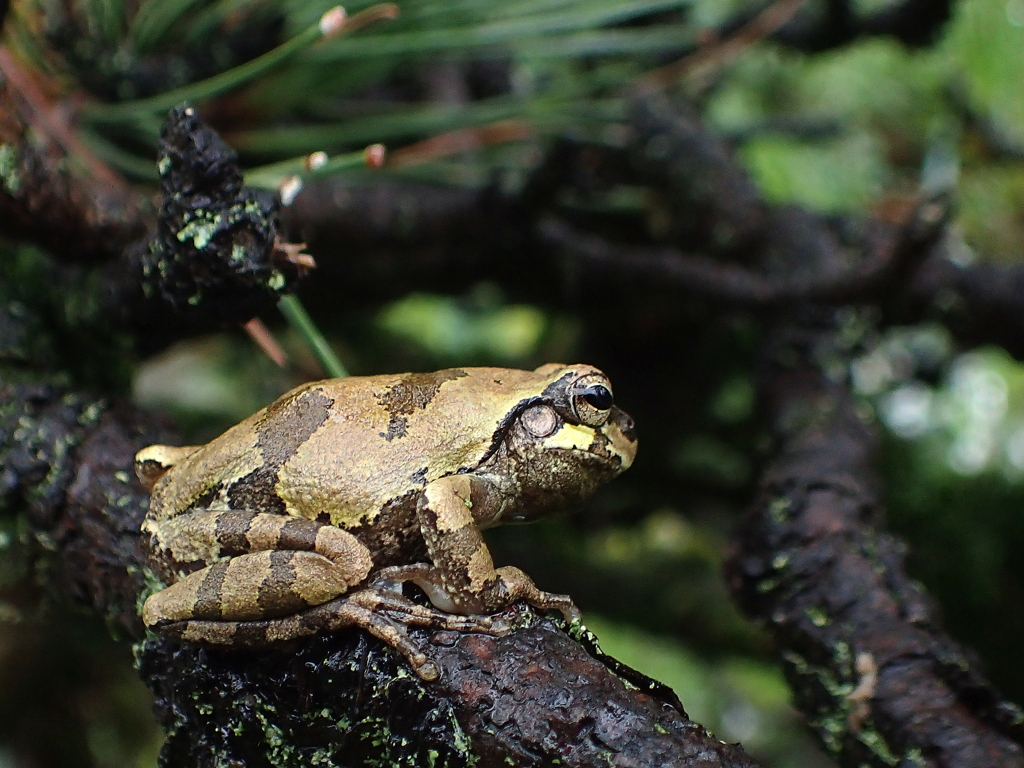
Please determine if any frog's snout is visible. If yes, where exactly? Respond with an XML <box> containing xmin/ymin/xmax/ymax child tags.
<box><xmin>607</xmin><ymin>406</ymin><xmax>638</xmax><ymax>469</ymax></box>
<box><xmin>614</xmin><ymin>407</ymin><xmax>637</xmax><ymax>444</ymax></box>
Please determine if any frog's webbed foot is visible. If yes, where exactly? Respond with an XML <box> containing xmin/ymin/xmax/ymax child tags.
<box><xmin>343</xmin><ymin>584</ymin><xmax>511</xmax><ymax>635</ymax></box>
<box><xmin>156</xmin><ymin>585</ymin><xmax>506</xmax><ymax>681</ymax></box>
<box><xmin>373</xmin><ymin>563</ymin><xmax>581</xmax><ymax>626</ymax></box>
<box><xmin>490</xmin><ymin>565</ymin><xmax>582</xmax><ymax>625</ymax></box>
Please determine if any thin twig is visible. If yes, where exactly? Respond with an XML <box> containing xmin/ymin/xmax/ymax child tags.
<box><xmin>243</xmin><ymin>318</ymin><xmax>290</xmax><ymax>368</ymax></box>
<box><xmin>541</xmin><ymin>194</ymin><xmax>950</xmax><ymax>307</ymax></box>
<box><xmin>635</xmin><ymin>0</ymin><xmax>807</xmax><ymax>90</ymax></box>
<box><xmin>386</xmin><ymin>119</ymin><xmax>535</xmax><ymax>168</ymax></box>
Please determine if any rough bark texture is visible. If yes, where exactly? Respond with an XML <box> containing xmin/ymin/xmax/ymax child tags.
<box><xmin>142</xmin><ymin>619</ymin><xmax>757</xmax><ymax>768</ymax></box>
<box><xmin>726</xmin><ymin>324</ymin><xmax>1024</xmax><ymax>767</ymax></box>
<box><xmin>0</xmin><ymin>74</ymin><xmax>148</xmax><ymax>263</ymax></box>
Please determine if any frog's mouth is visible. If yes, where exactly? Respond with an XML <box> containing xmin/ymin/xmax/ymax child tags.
<box><xmin>577</xmin><ymin>407</ymin><xmax>637</xmax><ymax>471</ymax></box>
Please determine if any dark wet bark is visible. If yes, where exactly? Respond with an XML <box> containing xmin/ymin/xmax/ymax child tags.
<box><xmin>726</xmin><ymin>323</ymin><xmax>1024</xmax><ymax>767</ymax></box>
<box><xmin>0</xmin><ymin>94</ymin><xmax>304</xmax><ymax>351</ymax></box>
<box><xmin>0</xmin><ymin>75</ymin><xmax>149</xmax><ymax>263</ymax></box>
<box><xmin>143</xmin><ymin>619</ymin><xmax>758</xmax><ymax>768</ymax></box>
<box><xmin>112</xmin><ymin>105</ymin><xmax>305</xmax><ymax>348</ymax></box>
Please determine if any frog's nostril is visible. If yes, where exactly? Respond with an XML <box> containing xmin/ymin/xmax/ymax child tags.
<box><xmin>615</xmin><ymin>410</ymin><xmax>637</xmax><ymax>443</ymax></box>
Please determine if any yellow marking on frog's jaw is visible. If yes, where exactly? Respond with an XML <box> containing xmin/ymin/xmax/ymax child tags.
<box><xmin>603</xmin><ymin>420</ymin><xmax>637</xmax><ymax>469</ymax></box>
<box><xmin>541</xmin><ymin>418</ymin><xmax>637</xmax><ymax>469</ymax></box>
<box><xmin>542</xmin><ymin>423</ymin><xmax>596</xmax><ymax>452</ymax></box>
<box><xmin>606</xmin><ymin>437</ymin><xmax>635</xmax><ymax>469</ymax></box>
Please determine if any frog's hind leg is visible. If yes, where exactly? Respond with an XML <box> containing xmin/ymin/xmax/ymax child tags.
<box><xmin>144</xmin><ymin>510</ymin><xmax>375</xmax><ymax>626</ymax></box>
<box><xmin>143</xmin><ymin>549</ymin><xmax>370</xmax><ymax>628</ymax></box>
<box><xmin>158</xmin><ymin>588</ymin><xmax>499</xmax><ymax>681</ymax></box>
<box><xmin>145</xmin><ymin>510</ymin><xmax>499</xmax><ymax>680</ymax></box>
<box><xmin>149</xmin><ymin>509</ymin><xmax>373</xmax><ymax>574</ymax></box>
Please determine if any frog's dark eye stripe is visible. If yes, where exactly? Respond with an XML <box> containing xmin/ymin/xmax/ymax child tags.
<box><xmin>581</xmin><ymin>385</ymin><xmax>613</xmax><ymax>411</ymax></box>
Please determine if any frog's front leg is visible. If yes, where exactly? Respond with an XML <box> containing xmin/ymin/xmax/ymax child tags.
<box><xmin>402</xmin><ymin>475</ymin><xmax>581</xmax><ymax>623</ymax></box>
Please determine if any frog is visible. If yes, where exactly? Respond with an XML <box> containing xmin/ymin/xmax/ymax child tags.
<box><xmin>135</xmin><ymin>363</ymin><xmax>637</xmax><ymax>680</ymax></box>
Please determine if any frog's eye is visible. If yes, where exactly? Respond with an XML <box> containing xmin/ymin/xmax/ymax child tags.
<box><xmin>582</xmin><ymin>385</ymin><xmax>613</xmax><ymax>411</ymax></box>
<box><xmin>569</xmin><ymin>375</ymin><xmax>614</xmax><ymax>427</ymax></box>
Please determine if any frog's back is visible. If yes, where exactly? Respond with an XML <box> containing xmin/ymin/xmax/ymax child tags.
<box><xmin>147</xmin><ymin>367</ymin><xmax>567</xmax><ymax>529</ymax></box>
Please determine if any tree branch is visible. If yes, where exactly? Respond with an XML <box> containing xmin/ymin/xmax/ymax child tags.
<box><xmin>726</xmin><ymin>322</ymin><xmax>1024</xmax><ymax>767</ymax></box>
<box><xmin>540</xmin><ymin>194</ymin><xmax>948</xmax><ymax>309</ymax></box>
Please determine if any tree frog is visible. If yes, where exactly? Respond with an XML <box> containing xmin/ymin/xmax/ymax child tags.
<box><xmin>136</xmin><ymin>364</ymin><xmax>637</xmax><ymax>680</ymax></box>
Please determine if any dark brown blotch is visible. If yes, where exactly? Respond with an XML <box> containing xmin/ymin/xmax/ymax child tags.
<box><xmin>257</xmin><ymin>388</ymin><xmax>334</xmax><ymax>466</ymax></box>
<box><xmin>193</xmin><ymin>484</ymin><xmax>221</xmax><ymax>510</ymax></box>
<box><xmin>256</xmin><ymin>550</ymin><xmax>301</xmax><ymax>615</ymax></box>
<box><xmin>194</xmin><ymin>561</ymin><xmax>230</xmax><ymax>620</ymax></box>
<box><xmin>227</xmin><ymin>467</ymin><xmax>287</xmax><ymax>515</ymax></box>
<box><xmin>376</xmin><ymin>369</ymin><xmax>467</xmax><ymax>439</ymax></box>
<box><xmin>353</xmin><ymin>490</ymin><xmax>425</xmax><ymax>566</ymax></box>
<box><xmin>280</xmin><ymin>516</ymin><xmax>320</xmax><ymax>551</ymax></box>
<box><xmin>226</xmin><ymin>388</ymin><xmax>334</xmax><ymax>514</ymax></box>
<box><xmin>379</xmin><ymin>416</ymin><xmax>408</xmax><ymax>442</ymax></box>
<box><xmin>214</xmin><ymin>510</ymin><xmax>258</xmax><ymax>556</ymax></box>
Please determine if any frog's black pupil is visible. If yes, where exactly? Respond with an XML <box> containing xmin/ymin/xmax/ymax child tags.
<box><xmin>582</xmin><ymin>385</ymin><xmax>613</xmax><ymax>410</ymax></box>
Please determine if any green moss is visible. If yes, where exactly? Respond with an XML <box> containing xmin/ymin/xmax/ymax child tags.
<box><xmin>448</xmin><ymin>710</ymin><xmax>475</xmax><ymax>759</ymax></box>
<box><xmin>268</xmin><ymin>270</ymin><xmax>286</xmax><ymax>291</ymax></box>
<box><xmin>176</xmin><ymin>217</ymin><xmax>219</xmax><ymax>249</ymax></box>
<box><xmin>782</xmin><ymin>645</ymin><xmax>928</xmax><ymax>766</ymax></box>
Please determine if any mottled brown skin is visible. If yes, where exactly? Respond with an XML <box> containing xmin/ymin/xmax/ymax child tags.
<box><xmin>136</xmin><ymin>364</ymin><xmax>637</xmax><ymax>680</ymax></box>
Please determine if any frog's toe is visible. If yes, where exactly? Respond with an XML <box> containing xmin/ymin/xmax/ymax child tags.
<box><xmin>562</xmin><ymin>604</ymin><xmax>583</xmax><ymax>625</ymax></box>
<box><xmin>414</xmin><ymin>659</ymin><xmax>441</xmax><ymax>681</ymax></box>
<box><xmin>480</xmin><ymin>614</ymin><xmax>512</xmax><ymax>634</ymax></box>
